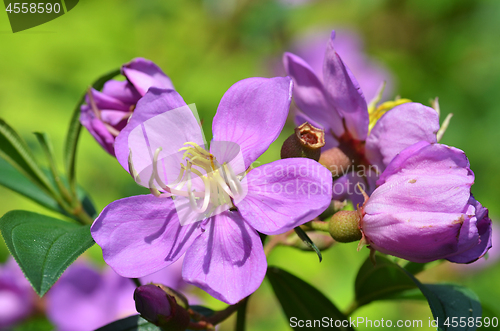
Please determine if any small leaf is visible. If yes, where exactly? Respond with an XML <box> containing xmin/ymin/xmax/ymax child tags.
<box><xmin>267</xmin><ymin>266</ymin><xmax>353</xmax><ymax>331</ymax></box>
<box><xmin>0</xmin><ymin>157</ymin><xmax>60</xmax><ymax>212</ymax></box>
<box><xmin>95</xmin><ymin>315</ymin><xmax>162</xmax><ymax>331</ymax></box>
<box><xmin>64</xmin><ymin>69</ymin><xmax>120</xmax><ymax>194</ymax></box>
<box><xmin>0</xmin><ymin>157</ymin><xmax>97</xmax><ymax>220</ymax></box>
<box><xmin>294</xmin><ymin>226</ymin><xmax>322</xmax><ymax>262</ymax></box>
<box><xmin>0</xmin><ymin>118</ymin><xmax>54</xmax><ymax>195</ymax></box>
<box><xmin>402</xmin><ymin>269</ymin><xmax>482</xmax><ymax>331</ymax></box>
<box><xmin>0</xmin><ymin>210</ymin><xmax>95</xmax><ymax>296</ymax></box>
<box><xmin>354</xmin><ymin>254</ymin><xmax>416</xmax><ymax>307</ymax></box>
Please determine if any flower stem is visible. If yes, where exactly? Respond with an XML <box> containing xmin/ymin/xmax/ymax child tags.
<box><xmin>308</xmin><ymin>220</ymin><xmax>330</xmax><ymax>232</ymax></box>
<box><xmin>187</xmin><ymin>297</ymin><xmax>249</xmax><ymax>330</ymax></box>
<box><xmin>235</xmin><ymin>296</ymin><xmax>249</xmax><ymax>331</ymax></box>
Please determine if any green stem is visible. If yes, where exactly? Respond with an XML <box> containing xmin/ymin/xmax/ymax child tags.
<box><xmin>308</xmin><ymin>220</ymin><xmax>330</xmax><ymax>232</ymax></box>
<box><xmin>235</xmin><ymin>296</ymin><xmax>249</xmax><ymax>331</ymax></box>
<box><xmin>132</xmin><ymin>278</ymin><xmax>142</xmax><ymax>287</ymax></box>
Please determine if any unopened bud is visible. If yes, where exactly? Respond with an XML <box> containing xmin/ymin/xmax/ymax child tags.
<box><xmin>281</xmin><ymin>122</ymin><xmax>325</xmax><ymax>161</ymax></box>
<box><xmin>319</xmin><ymin>147</ymin><xmax>353</xmax><ymax>178</ymax></box>
<box><xmin>134</xmin><ymin>284</ymin><xmax>190</xmax><ymax>331</ymax></box>
<box><xmin>328</xmin><ymin>210</ymin><xmax>362</xmax><ymax>243</ymax></box>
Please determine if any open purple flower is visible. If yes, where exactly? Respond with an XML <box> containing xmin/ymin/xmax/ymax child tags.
<box><xmin>80</xmin><ymin>58</ymin><xmax>174</xmax><ymax>155</ymax></box>
<box><xmin>0</xmin><ymin>258</ymin><xmax>35</xmax><ymax>329</ymax></box>
<box><xmin>284</xmin><ymin>31</ymin><xmax>440</xmax><ymax>205</ymax></box>
<box><xmin>91</xmin><ymin>76</ymin><xmax>333</xmax><ymax>304</ymax></box>
<box><xmin>360</xmin><ymin>141</ymin><xmax>492</xmax><ymax>263</ymax></box>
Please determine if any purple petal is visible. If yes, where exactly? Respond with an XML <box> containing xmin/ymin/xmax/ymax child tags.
<box><xmin>236</xmin><ymin>158</ymin><xmax>332</xmax><ymax>235</ymax></box>
<box><xmin>101</xmin><ymin>80</ymin><xmax>142</xmax><ymax>106</ymax></box>
<box><xmin>79</xmin><ymin>109</ymin><xmax>116</xmax><ymax>155</ymax></box>
<box><xmin>366</xmin><ymin>102</ymin><xmax>440</xmax><ymax>171</ymax></box>
<box><xmin>122</xmin><ymin>58</ymin><xmax>174</xmax><ymax>96</ymax></box>
<box><xmin>323</xmin><ymin>31</ymin><xmax>369</xmax><ymax>140</ymax></box>
<box><xmin>212</xmin><ymin>77</ymin><xmax>292</xmax><ymax>169</ymax></box>
<box><xmin>87</xmin><ymin>88</ymin><xmax>131</xmax><ymax>112</ymax></box>
<box><xmin>366</xmin><ymin>144</ymin><xmax>474</xmax><ymax>215</ymax></box>
<box><xmin>91</xmin><ymin>195</ymin><xmax>201</xmax><ymax>278</ymax></box>
<box><xmin>182</xmin><ymin>211</ymin><xmax>266</xmax><ymax>304</ymax></box>
<box><xmin>46</xmin><ymin>262</ymin><xmax>136</xmax><ymax>331</ymax></box>
<box><xmin>114</xmin><ymin>88</ymin><xmax>193</xmax><ymax>173</ymax></box>
<box><xmin>362</xmin><ymin>212</ymin><xmax>463</xmax><ymax>262</ymax></box>
<box><xmin>140</xmin><ymin>257</ymin><xmax>187</xmax><ymax>291</ymax></box>
<box><xmin>283</xmin><ymin>52</ymin><xmax>345</xmax><ymax>137</ymax></box>
<box><xmin>447</xmin><ymin>197</ymin><xmax>492</xmax><ymax>263</ymax></box>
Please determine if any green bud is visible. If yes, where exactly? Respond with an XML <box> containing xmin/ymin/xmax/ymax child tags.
<box><xmin>328</xmin><ymin>210</ymin><xmax>362</xmax><ymax>243</ymax></box>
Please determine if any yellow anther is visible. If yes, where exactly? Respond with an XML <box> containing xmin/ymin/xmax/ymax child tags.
<box><xmin>368</xmin><ymin>98</ymin><xmax>412</xmax><ymax>132</ymax></box>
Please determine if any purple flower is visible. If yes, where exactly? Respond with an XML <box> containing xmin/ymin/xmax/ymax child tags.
<box><xmin>0</xmin><ymin>258</ymin><xmax>35</xmax><ymax>329</ymax></box>
<box><xmin>289</xmin><ymin>28</ymin><xmax>394</xmax><ymax>102</ymax></box>
<box><xmin>91</xmin><ymin>76</ymin><xmax>333</xmax><ymax>304</ymax></box>
<box><xmin>283</xmin><ymin>31</ymin><xmax>441</xmax><ymax>205</ymax></box>
<box><xmin>46</xmin><ymin>261</ymin><xmax>137</xmax><ymax>331</ymax></box>
<box><xmin>360</xmin><ymin>141</ymin><xmax>492</xmax><ymax>263</ymax></box>
<box><xmin>80</xmin><ymin>58</ymin><xmax>174</xmax><ymax>156</ymax></box>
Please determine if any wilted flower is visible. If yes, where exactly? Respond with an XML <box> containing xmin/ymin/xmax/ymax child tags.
<box><xmin>360</xmin><ymin>141</ymin><xmax>492</xmax><ymax>263</ymax></box>
<box><xmin>0</xmin><ymin>258</ymin><xmax>35</xmax><ymax>330</ymax></box>
<box><xmin>284</xmin><ymin>31</ymin><xmax>442</xmax><ymax>205</ymax></box>
<box><xmin>80</xmin><ymin>58</ymin><xmax>174</xmax><ymax>155</ymax></box>
<box><xmin>91</xmin><ymin>76</ymin><xmax>333</xmax><ymax>304</ymax></box>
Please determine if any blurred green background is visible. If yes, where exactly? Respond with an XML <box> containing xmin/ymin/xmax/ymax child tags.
<box><xmin>1</xmin><ymin>0</ymin><xmax>499</xmax><ymax>330</ymax></box>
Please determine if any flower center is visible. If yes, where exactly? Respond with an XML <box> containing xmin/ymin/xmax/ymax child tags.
<box><xmin>149</xmin><ymin>142</ymin><xmax>243</xmax><ymax>217</ymax></box>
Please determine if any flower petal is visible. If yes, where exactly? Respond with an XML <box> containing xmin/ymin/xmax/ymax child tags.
<box><xmin>283</xmin><ymin>52</ymin><xmax>344</xmax><ymax>137</ymax></box>
<box><xmin>236</xmin><ymin>158</ymin><xmax>332</xmax><ymax>235</ymax></box>
<box><xmin>362</xmin><ymin>211</ymin><xmax>463</xmax><ymax>262</ymax></box>
<box><xmin>366</xmin><ymin>102</ymin><xmax>439</xmax><ymax>171</ymax></box>
<box><xmin>91</xmin><ymin>195</ymin><xmax>201</xmax><ymax>278</ymax></box>
<box><xmin>211</xmin><ymin>77</ymin><xmax>292</xmax><ymax>169</ymax></box>
<box><xmin>114</xmin><ymin>88</ymin><xmax>200</xmax><ymax>176</ymax></box>
<box><xmin>122</xmin><ymin>58</ymin><xmax>174</xmax><ymax>96</ymax></box>
<box><xmin>101</xmin><ymin>80</ymin><xmax>142</xmax><ymax>106</ymax></box>
<box><xmin>182</xmin><ymin>211</ymin><xmax>266</xmax><ymax>304</ymax></box>
<box><xmin>79</xmin><ymin>109</ymin><xmax>115</xmax><ymax>155</ymax></box>
<box><xmin>323</xmin><ymin>31</ymin><xmax>369</xmax><ymax>140</ymax></box>
<box><xmin>366</xmin><ymin>144</ymin><xmax>474</xmax><ymax>215</ymax></box>
<box><xmin>447</xmin><ymin>197</ymin><xmax>492</xmax><ymax>263</ymax></box>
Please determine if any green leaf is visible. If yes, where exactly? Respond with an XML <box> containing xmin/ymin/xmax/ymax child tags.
<box><xmin>0</xmin><ymin>157</ymin><xmax>97</xmax><ymax>219</ymax></box>
<box><xmin>354</xmin><ymin>254</ymin><xmax>416</xmax><ymax>307</ymax></box>
<box><xmin>402</xmin><ymin>269</ymin><xmax>482</xmax><ymax>331</ymax></box>
<box><xmin>0</xmin><ymin>157</ymin><xmax>60</xmax><ymax>212</ymax></box>
<box><xmin>294</xmin><ymin>226</ymin><xmax>322</xmax><ymax>262</ymax></box>
<box><xmin>95</xmin><ymin>315</ymin><xmax>162</xmax><ymax>331</ymax></box>
<box><xmin>0</xmin><ymin>210</ymin><xmax>95</xmax><ymax>296</ymax></box>
<box><xmin>0</xmin><ymin>118</ymin><xmax>55</xmax><ymax>195</ymax></box>
<box><xmin>64</xmin><ymin>68</ymin><xmax>120</xmax><ymax>194</ymax></box>
<box><xmin>266</xmin><ymin>266</ymin><xmax>353</xmax><ymax>331</ymax></box>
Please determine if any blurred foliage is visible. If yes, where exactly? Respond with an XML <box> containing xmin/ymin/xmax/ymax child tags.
<box><xmin>1</xmin><ymin>0</ymin><xmax>499</xmax><ymax>330</ymax></box>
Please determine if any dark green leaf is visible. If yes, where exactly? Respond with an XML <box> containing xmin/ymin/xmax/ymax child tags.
<box><xmin>0</xmin><ymin>118</ymin><xmax>54</xmax><ymax>195</ymax></box>
<box><xmin>354</xmin><ymin>255</ymin><xmax>416</xmax><ymax>307</ymax></box>
<box><xmin>64</xmin><ymin>69</ymin><xmax>120</xmax><ymax>194</ymax></box>
<box><xmin>95</xmin><ymin>315</ymin><xmax>162</xmax><ymax>331</ymax></box>
<box><xmin>294</xmin><ymin>226</ymin><xmax>322</xmax><ymax>262</ymax></box>
<box><xmin>267</xmin><ymin>266</ymin><xmax>353</xmax><ymax>331</ymax></box>
<box><xmin>402</xmin><ymin>269</ymin><xmax>482</xmax><ymax>331</ymax></box>
<box><xmin>0</xmin><ymin>210</ymin><xmax>95</xmax><ymax>296</ymax></box>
